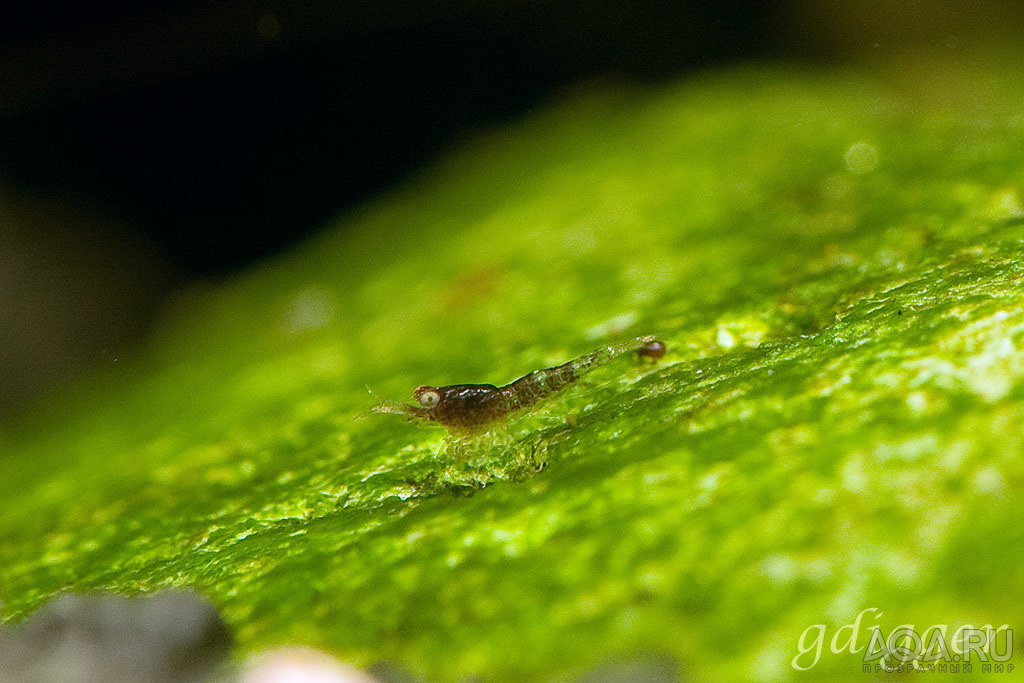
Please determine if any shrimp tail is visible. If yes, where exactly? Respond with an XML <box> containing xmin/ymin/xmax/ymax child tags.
<box><xmin>500</xmin><ymin>335</ymin><xmax>664</xmax><ymax>412</ymax></box>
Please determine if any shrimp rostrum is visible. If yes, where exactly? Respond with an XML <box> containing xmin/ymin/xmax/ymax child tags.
<box><xmin>371</xmin><ymin>335</ymin><xmax>666</xmax><ymax>435</ymax></box>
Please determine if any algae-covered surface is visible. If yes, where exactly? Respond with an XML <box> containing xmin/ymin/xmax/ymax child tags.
<box><xmin>2</xmin><ymin>62</ymin><xmax>1024</xmax><ymax>680</ymax></box>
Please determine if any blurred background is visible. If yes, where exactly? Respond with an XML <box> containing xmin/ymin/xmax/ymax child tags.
<box><xmin>1</xmin><ymin>0</ymin><xmax>1022</xmax><ymax>417</ymax></box>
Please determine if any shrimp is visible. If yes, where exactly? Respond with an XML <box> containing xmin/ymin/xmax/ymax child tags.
<box><xmin>371</xmin><ymin>335</ymin><xmax>666</xmax><ymax>435</ymax></box>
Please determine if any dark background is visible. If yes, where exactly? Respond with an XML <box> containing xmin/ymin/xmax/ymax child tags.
<box><xmin>1</xmin><ymin>0</ymin><xmax>1020</xmax><ymax>415</ymax></box>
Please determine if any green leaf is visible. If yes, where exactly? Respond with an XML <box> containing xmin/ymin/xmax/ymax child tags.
<box><xmin>3</xmin><ymin>62</ymin><xmax>1024</xmax><ymax>681</ymax></box>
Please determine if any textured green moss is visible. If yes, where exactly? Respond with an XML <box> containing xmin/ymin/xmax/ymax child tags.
<box><xmin>2</xmin><ymin>62</ymin><xmax>1024</xmax><ymax>680</ymax></box>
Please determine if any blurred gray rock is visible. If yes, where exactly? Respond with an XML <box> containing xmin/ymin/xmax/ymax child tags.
<box><xmin>576</xmin><ymin>651</ymin><xmax>681</xmax><ymax>683</ymax></box>
<box><xmin>0</xmin><ymin>591</ymin><xmax>232</xmax><ymax>683</ymax></box>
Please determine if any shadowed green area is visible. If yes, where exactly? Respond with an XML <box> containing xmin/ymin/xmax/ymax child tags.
<box><xmin>2</xmin><ymin>61</ymin><xmax>1024</xmax><ymax>680</ymax></box>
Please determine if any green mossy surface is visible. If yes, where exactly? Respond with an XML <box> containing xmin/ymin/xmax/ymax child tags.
<box><xmin>3</xmin><ymin>62</ymin><xmax>1024</xmax><ymax>680</ymax></box>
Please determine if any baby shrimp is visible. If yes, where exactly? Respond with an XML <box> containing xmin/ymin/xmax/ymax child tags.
<box><xmin>371</xmin><ymin>335</ymin><xmax>666</xmax><ymax>435</ymax></box>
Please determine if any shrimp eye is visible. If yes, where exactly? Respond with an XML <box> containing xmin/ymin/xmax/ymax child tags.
<box><xmin>413</xmin><ymin>385</ymin><xmax>440</xmax><ymax>408</ymax></box>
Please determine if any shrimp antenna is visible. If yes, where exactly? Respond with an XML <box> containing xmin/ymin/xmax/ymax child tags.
<box><xmin>354</xmin><ymin>385</ymin><xmax>386</xmax><ymax>421</ymax></box>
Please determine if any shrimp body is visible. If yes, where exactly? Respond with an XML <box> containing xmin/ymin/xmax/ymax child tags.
<box><xmin>372</xmin><ymin>335</ymin><xmax>665</xmax><ymax>434</ymax></box>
